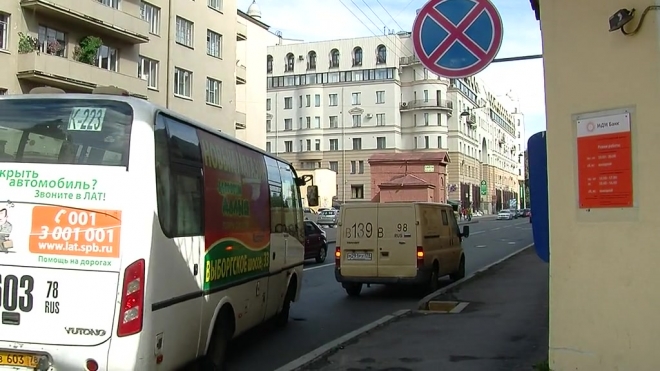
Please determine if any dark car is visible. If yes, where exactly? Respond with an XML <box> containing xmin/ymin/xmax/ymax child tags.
<box><xmin>514</xmin><ymin>209</ymin><xmax>524</xmax><ymax>218</ymax></box>
<box><xmin>304</xmin><ymin>221</ymin><xmax>328</xmax><ymax>263</ymax></box>
<box><xmin>521</xmin><ymin>208</ymin><xmax>531</xmax><ymax>217</ymax></box>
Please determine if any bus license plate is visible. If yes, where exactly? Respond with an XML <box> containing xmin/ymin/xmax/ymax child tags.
<box><xmin>0</xmin><ymin>352</ymin><xmax>40</xmax><ymax>368</ymax></box>
<box><xmin>346</xmin><ymin>252</ymin><xmax>372</xmax><ymax>261</ymax></box>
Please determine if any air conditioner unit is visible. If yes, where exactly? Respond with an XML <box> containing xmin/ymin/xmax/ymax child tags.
<box><xmin>298</xmin><ymin>55</ymin><xmax>304</xmax><ymax>61</ymax></box>
<box><xmin>366</xmin><ymin>113</ymin><xmax>373</xmax><ymax>119</ymax></box>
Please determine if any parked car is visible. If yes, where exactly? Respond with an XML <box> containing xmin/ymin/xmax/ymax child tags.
<box><xmin>497</xmin><ymin>209</ymin><xmax>514</xmax><ymax>220</ymax></box>
<box><xmin>304</xmin><ymin>221</ymin><xmax>328</xmax><ymax>263</ymax></box>
<box><xmin>521</xmin><ymin>208</ymin><xmax>531</xmax><ymax>217</ymax></box>
<box><xmin>317</xmin><ymin>209</ymin><xmax>339</xmax><ymax>227</ymax></box>
<box><xmin>514</xmin><ymin>209</ymin><xmax>523</xmax><ymax>218</ymax></box>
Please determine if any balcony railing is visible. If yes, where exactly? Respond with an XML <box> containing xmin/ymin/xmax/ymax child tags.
<box><xmin>236</xmin><ymin>63</ymin><xmax>246</xmax><ymax>85</ymax></box>
<box><xmin>399</xmin><ymin>56</ymin><xmax>421</xmax><ymax>65</ymax></box>
<box><xmin>236</xmin><ymin>21</ymin><xmax>247</xmax><ymax>41</ymax></box>
<box><xmin>400</xmin><ymin>99</ymin><xmax>453</xmax><ymax>110</ymax></box>
<box><xmin>235</xmin><ymin>111</ymin><xmax>246</xmax><ymax>129</ymax></box>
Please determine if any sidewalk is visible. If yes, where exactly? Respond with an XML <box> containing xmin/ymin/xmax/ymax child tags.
<box><xmin>302</xmin><ymin>248</ymin><xmax>548</xmax><ymax>371</ymax></box>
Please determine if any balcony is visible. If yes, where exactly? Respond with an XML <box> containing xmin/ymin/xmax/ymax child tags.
<box><xmin>235</xmin><ymin>111</ymin><xmax>246</xmax><ymax>129</ymax></box>
<box><xmin>400</xmin><ymin>99</ymin><xmax>453</xmax><ymax>112</ymax></box>
<box><xmin>236</xmin><ymin>63</ymin><xmax>246</xmax><ymax>85</ymax></box>
<box><xmin>16</xmin><ymin>52</ymin><xmax>147</xmax><ymax>98</ymax></box>
<box><xmin>21</xmin><ymin>0</ymin><xmax>149</xmax><ymax>44</ymax></box>
<box><xmin>399</xmin><ymin>56</ymin><xmax>421</xmax><ymax>65</ymax></box>
<box><xmin>236</xmin><ymin>21</ymin><xmax>247</xmax><ymax>41</ymax></box>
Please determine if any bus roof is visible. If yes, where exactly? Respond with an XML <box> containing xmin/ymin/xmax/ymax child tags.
<box><xmin>0</xmin><ymin>93</ymin><xmax>295</xmax><ymax>169</ymax></box>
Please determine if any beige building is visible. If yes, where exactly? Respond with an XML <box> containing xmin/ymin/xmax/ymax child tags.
<box><xmin>530</xmin><ymin>0</ymin><xmax>660</xmax><ymax>369</ymax></box>
<box><xmin>0</xmin><ymin>0</ymin><xmax>252</xmax><ymax>135</ymax></box>
<box><xmin>265</xmin><ymin>34</ymin><xmax>520</xmax><ymax>209</ymax></box>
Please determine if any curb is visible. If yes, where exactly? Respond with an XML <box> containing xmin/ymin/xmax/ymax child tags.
<box><xmin>273</xmin><ymin>309</ymin><xmax>411</xmax><ymax>371</ymax></box>
<box><xmin>416</xmin><ymin>243</ymin><xmax>534</xmax><ymax>310</ymax></box>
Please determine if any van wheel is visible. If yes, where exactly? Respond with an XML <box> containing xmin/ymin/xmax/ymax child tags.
<box><xmin>344</xmin><ymin>283</ymin><xmax>362</xmax><ymax>297</ymax></box>
<box><xmin>274</xmin><ymin>282</ymin><xmax>295</xmax><ymax>328</ymax></box>
<box><xmin>315</xmin><ymin>245</ymin><xmax>327</xmax><ymax>263</ymax></box>
<box><xmin>450</xmin><ymin>256</ymin><xmax>466</xmax><ymax>281</ymax></box>
<box><xmin>204</xmin><ymin>309</ymin><xmax>233</xmax><ymax>371</ymax></box>
<box><xmin>428</xmin><ymin>264</ymin><xmax>440</xmax><ymax>292</ymax></box>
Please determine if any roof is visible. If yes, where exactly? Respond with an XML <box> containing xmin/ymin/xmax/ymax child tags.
<box><xmin>369</xmin><ymin>151</ymin><xmax>450</xmax><ymax>163</ymax></box>
<box><xmin>379</xmin><ymin>174</ymin><xmax>434</xmax><ymax>188</ymax></box>
<box><xmin>530</xmin><ymin>0</ymin><xmax>540</xmax><ymax>20</ymax></box>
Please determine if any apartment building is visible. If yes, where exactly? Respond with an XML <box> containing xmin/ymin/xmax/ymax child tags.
<box><xmin>265</xmin><ymin>33</ymin><xmax>521</xmax><ymax>212</ymax></box>
<box><xmin>0</xmin><ymin>0</ymin><xmax>246</xmax><ymax>135</ymax></box>
<box><xmin>235</xmin><ymin>3</ymin><xmax>280</xmax><ymax>149</ymax></box>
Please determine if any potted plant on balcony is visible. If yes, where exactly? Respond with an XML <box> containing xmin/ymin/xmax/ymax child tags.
<box><xmin>46</xmin><ymin>40</ymin><xmax>64</xmax><ymax>55</ymax></box>
<box><xmin>73</xmin><ymin>36</ymin><xmax>102</xmax><ymax>65</ymax></box>
<box><xmin>17</xmin><ymin>32</ymin><xmax>39</xmax><ymax>54</ymax></box>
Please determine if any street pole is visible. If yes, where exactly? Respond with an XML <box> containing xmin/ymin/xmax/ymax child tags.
<box><xmin>341</xmin><ymin>86</ymin><xmax>346</xmax><ymax>203</ymax></box>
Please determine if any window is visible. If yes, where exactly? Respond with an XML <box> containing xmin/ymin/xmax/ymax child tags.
<box><xmin>329</xmin><ymin>116</ymin><xmax>338</xmax><ymax>128</ymax></box>
<box><xmin>438</xmin><ymin>136</ymin><xmax>443</xmax><ymax>149</ymax></box>
<box><xmin>138</xmin><ymin>56</ymin><xmax>159</xmax><ymax>89</ymax></box>
<box><xmin>284</xmin><ymin>97</ymin><xmax>292</xmax><ymax>109</ymax></box>
<box><xmin>306</xmin><ymin>139</ymin><xmax>311</xmax><ymax>151</ymax></box>
<box><xmin>376</xmin><ymin>113</ymin><xmax>385</xmax><ymax>126</ymax></box>
<box><xmin>305</xmin><ymin>95</ymin><xmax>311</xmax><ymax>107</ymax></box>
<box><xmin>207</xmin><ymin>30</ymin><xmax>222</xmax><ymax>58</ymax></box>
<box><xmin>284</xmin><ymin>119</ymin><xmax>292</xmax><ymax>130</ymax></box>
<box><xmin>206</xmin><ymin>78</ymin><xmax>221</xmax><ymax>105</ymax></box>
<box><xmin>376</xmin><ymin>136</ymin><xmax>386</xmax><ymax>149</ymax></box>
<box><xmin>330</xmin><ymin>49</ymin><xmax>340</xmax><ymax>68</ymax></box>
<box><xmin>358</xmin><ymin>161</ymin><xmax>364</xmax><ymax>174</ymax></box>
<box><xmin>424</xmin><ymin>113</ymin><xmax>429</xmax><ymax>126</ymax></box>
<box><xmin>308</xmin><ymin>51</ymin><xmax>317</xmax><ymax>69</ymax></box>
<box><xmin>351</xmin><ymin>185</ymin><xmax>364</xmax><ymax>199</ymax></box>
<box><xmin>353</xmin><ymin>47</ymin><xmax>362</xmax><ymax>66</ymax></box>
<box><xmin>352</xmin><ymin>115</ymin><xmax>361</xmax><ymax>128</ymax></box>
<box><xmin>267</xmin><ymin>55</ymin><xmax>273</xmax><ymax>73</ymax></box>
<box><xmin>314</xmin><ymin>94</ymin><xmax>321</xmax><ymax>107</ymax></box>
<box><xmin>174</xmin><ymin>67</ymin><xmax>193</xmax><ymax>97</ymax></box>
<box><xmin>314</xmin><ymin>116</ymin><xmax>321</xmax><ymax>128</ymax></box>
<box><xmin>286</xmin><ymin>53</ymin><xmax>294</xmax><ymax>72</ymax></box>
<box><xmin>0</xmin><ymin>98</ymin><xmax>132</xmax><ymax>166</ymax></box>
<box><xmin>37</xmin><ymin>25</ymin><xmax>66</xmax><ymax>57</ymax></box>
<box><xmin>351</xmin><ymin>92</ymin><xmax>361</xmax><ymax>105</ymax></box>
<box><xmin>175</xmin><ymin>17</ymin><xmax>194</xmax><ymax>47</ymax></box>
<box><xmin>98</xmin><ymin>0</ymin><xmax>120</xmax><ymax>9</ymax></box>
<box><xmin>329</xmin><ymin>161</ymin><xmax>338</xmax><ymax>172</ymax></box>
<box><xmin>284</xmin><ymin>141</ymin><xmax>293</xmax><ymax>152</ymax></box>
<box><xmin>329</xmin><ymin>139</ymin><xmax>339</xmax><ymax>151</ymax></box>
<box><xmin>154</xmin><ymin>114</ymin><xmax>204</xmax><ymax>237</ymax></box>
<box><xmin>329</xmin><ymin>94</ymin><xmax>338</xmax><ymax>106</ymax></box>
<box><xmin>0</xmin><ymin>13</ymin><xmax>7</xmax><ymax>50</ymax></box>
<box><xmin>266</xmin><ymin>120</ymin><xmax>272</xmax><ymax>132</ymax></box>
<box><xmin>352</xmin><ymin>138</ymin><xmax>361</xmax><ymax>150</ymax></box>
<box><xmin>298</xmin><ymin>140</ymin><xmax>302</xmax><ymax>152</ymax></box>
<box><xmin>350</xmin><ymin>161</ymin><xmax>356</xmax><ymax>174</ymax></box>
<box><xmin>425</xmin><ymin>135</ymin><xmax>429</xmax><ymax>149</ymax></box>
<box><xmin>298</xmin><ymin>95</ymin><xmax>303</xmax><ymax>108</ymax></box>
<box><xmin>266</xmin><ymin>98</ymin><xmax>271</xmax><ymax>110</ymax></box>
<box><xmin>266</xmin><ymin>142</ymin><xmax>271</xmax><ymax>153</ymax></box>
<box><xmin>277</xmin><ymin>160</ymin><xmax>303</xmax><ymax>242</ymax></box>
<box><xmin>423</xmin><ymin>90</ymin><xmax>429</xmax><ymax>102</ymax></box>
<box><xmin>376</xmin><ymin>91</ymin><xmax>385</xmax><ymax>104</ymax></box>
<box><xmin>315</xmin><ymin>139</ymin><xmax>320</xmax><ymax>151</ymax></box>
<box><xmin>96</xmin><ymin>45</ymin><xmax>118</xmax><ymax>71</ymax></box>
<box><xmin>140</xmin><ymin>2</ymin><xmax>160</xmax><ymax>35</ymax></box>
<box><xmin>208</xmin><ymin>0</ymin><xmax>222</xmax><ymax>11</ymax></box>
<box><xmin>305</xmin><ymin>117</ymin><xmax>311</xmax><ymax>129</ymax></box>
<box><xmin>376</xmin><ymin>45</ymin><xmax>387</xmax><ymax>63</ymax></box>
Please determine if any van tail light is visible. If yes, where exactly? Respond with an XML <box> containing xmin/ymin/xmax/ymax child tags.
<box><xmin>416</xmin><ymin>246</ymin><xmax>424</xmax><ymax>268</ymax></box>
<box><xmin>335</xmin><ymin>246</ymin><xmax>341</xmax><ymax>266</ymax></box>
<box><xmin>117</xmin><ymin>259</ymin><xmax>145</xmax><ymax>337</ymax></box>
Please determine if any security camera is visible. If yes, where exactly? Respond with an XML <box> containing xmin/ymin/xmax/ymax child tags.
<box><xmin>609</xmin><ymin>8</ymin><xmax>635</xmax><ymax>32</ymax></box>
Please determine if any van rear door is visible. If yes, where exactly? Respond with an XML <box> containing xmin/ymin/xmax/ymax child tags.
<box><xmin>376</xmin><ymin>204</ymin><xmax>417</xmax><ymax>278</ymax></box>
<box><xmin>339</xmin><ymin>204</ymin><xmax>378</xmax><ymax>277</ymax></box>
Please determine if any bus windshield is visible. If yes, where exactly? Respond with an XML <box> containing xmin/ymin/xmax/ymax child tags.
<box><xmin>0</xmin><ymin>98</ymin><xmax>133</xmax><ymax>167</ymax></box>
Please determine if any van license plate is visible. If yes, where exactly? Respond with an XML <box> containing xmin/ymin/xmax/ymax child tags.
<box><xmin>0</xmin><ymin>352</ymin><xmax>40</xmax><ymax>368</ymax></box>
<box><xmin>346</xmin><ymin>252</ymin><xmax>372</xmax><ymax>261</ymax></box>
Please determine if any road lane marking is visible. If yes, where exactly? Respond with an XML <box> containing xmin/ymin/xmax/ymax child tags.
<box><xmin>476</xmin><ymin>245</ymin><xmax>487</xmax><ymax>248</ymax></box>
<box><xmin>508</xmin><ymin>242</ymin><xmax>516</xmax><ymax>245</ymax></box>
<box><xmin>491</xmin><ymin>227</ymin><xmax>501</xmax><ymax>231</ymax></box>
<box><xmin>303</xmin><ymin>262</ymin><xmax>335</xmax><ymax>271</ymax></box>
<box><xmin>470</xmin><ymin>230</ymin><xmax>485</xmax><ymax>235</ymax></box>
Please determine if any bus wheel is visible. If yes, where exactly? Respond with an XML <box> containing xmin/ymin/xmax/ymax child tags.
<box><xmin>205</xmin><ymin>308</ymin><xmax>233</xmax><ymax>370</ymax></box>
<box><xmin>275</xmin><ymin>281</ymin><xmax>295</xmax><ymax>328</ymax></box>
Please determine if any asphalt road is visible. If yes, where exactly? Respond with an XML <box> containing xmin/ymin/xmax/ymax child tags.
<box><xmin>226</xmin><ymin>217</ymin><xmax>533</xmax><ymax>371</ymax></box>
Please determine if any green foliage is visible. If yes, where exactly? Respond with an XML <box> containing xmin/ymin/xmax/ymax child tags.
<box><xmin>73</xmin><ymin>36</ymin><xmax>103</xmax><ymax>65</ymax></box>
<box><xmin>17</xmin><ymin>32</ymin><xmax>39</xmax><ymax>54</ymax></box>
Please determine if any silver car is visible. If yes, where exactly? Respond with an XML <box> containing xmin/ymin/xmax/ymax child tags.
<box><xmin>497</xmin><ymin>209</ymin><xmax>514</xmax><ymax>220</ymax></box>
<box><xmin>317</xmin><ymin>209</ymin><xmax>339</xmax><ymax>227</ymax></box>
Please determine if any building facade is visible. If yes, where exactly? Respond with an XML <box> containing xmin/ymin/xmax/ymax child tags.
<box><xmin>265</xmin><ymin>33</ymin><xmax>521</xmax><ymax>211</ymax></box>
<box><xmin>0</xmin><ymin>0</ymin><xmax>251</xmax><ymax>135</ymax></box>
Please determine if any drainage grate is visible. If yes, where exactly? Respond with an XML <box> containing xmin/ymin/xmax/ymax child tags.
<box><xmin>426</xmin><ymin>301</ymin><xmax>469</xmax><ymax>313</ymax></box>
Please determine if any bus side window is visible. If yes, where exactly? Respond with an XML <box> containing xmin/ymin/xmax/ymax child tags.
<box><xmin>278</xmin><ymin>161</ymin><xmax>303</xmax><ymax>243</ymax></box>
<box><xmin>447</xmin><ymin>210</ymin><xmax>460</xmax><ymax>236</ymax></box>
<box><xmin>154</xmin><ymin>113</ymin><xmax>204</xmax><ymax>238</ymax></box>
<box><xmin>265</xmin><ymin>157</ymin><xmax>284</xmax><ymax>234</ymax></box>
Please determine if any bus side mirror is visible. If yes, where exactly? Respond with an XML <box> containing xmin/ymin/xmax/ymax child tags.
<box><xmin>307</xmin><ymin>186</ymin><xmax>319</xmax><ymax>207</ymax></box>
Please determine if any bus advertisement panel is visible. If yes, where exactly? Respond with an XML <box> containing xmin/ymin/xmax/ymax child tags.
<box><xmin>197</xmin><ymin>130</ymin><xmax>270</xmax><ymax>291</ymax></box>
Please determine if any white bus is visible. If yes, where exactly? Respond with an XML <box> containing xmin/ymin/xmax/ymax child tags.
<box><xmin>0</xmin><ymin>87</ymin><xmax>318</xmax><ymax>370</ymax></box>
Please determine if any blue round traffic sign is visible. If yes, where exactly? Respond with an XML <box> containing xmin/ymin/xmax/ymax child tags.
<box><xmin>412</xmin><ymin>0</ymin><xmax>503</xmax><ymax>79</ymax></box>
